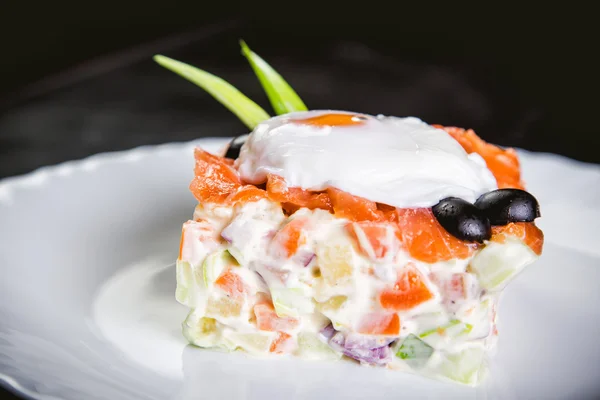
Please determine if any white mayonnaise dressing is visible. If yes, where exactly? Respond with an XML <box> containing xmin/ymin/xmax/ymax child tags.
<box><xmin>237</xmin><ymin>110</ymin><xmax>497</xmax><ymax>208</ymax></box>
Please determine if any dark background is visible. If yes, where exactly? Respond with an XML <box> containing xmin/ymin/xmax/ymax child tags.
<box><xmin>1</xmin><ymin>3</ymin><xmax>600</xmax><ymax>182</ymax></box>
<box><xmin>1</xmin><ymin>2</ymin><xmax>599</xmax><ymax>399</ymax></box>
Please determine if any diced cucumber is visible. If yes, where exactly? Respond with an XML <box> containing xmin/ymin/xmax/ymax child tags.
<box><xmin>408</xmin><ymin>312</ymin><xmax>447</xmax><ymax>334</ymax></box>
<box><xmin>316</xmin><ymin>296</ymin><xmax>347</xmax><ymax>312</ymax></box>
<box><xmin>201</xmin><ymin>250</ymin><xmax>235</xmax><ymax>288</ymax></box>
<box><xmin>458</xmin><ymin>297</ymin><xmax>495</xmax><ymax>340</ymax></box>
<box><xmin>226</xmin><ymin>246</ymin><xmax>245</xmax><ymax>266</ymax></box>
<box><xmin>295</xmin><ymin>332</ymin><xmax>341</xmax><ymax>360</ymax></box>
<box><xmin>182</xmin><ymin>311</ymin><xmax>220</xmax><ymax>348</ymax></box>
<box><xmin>175</xmin><ymin>286</ymin><xmax>189</xmax><ymax>304</ymax></box>
<box><xmin>419</xmin><ymin>319</ymin><xmax>470</xmax><ymax>338</ymax></box>
<box><xmin>419</xmin><ymin>319</ymin><xmax>472</xmax><ymax>348</ymax></box>
<box><xmin>439</xmin><ymin>347</ymin><xmax>486</xmax><ymax>386</ymax></box>
<box><xmin>175</xmin><ymin>260</ymin><xmax>193</xmax><ymax>305</ymax></box>
<box><xmin>396</xmin><ymin>334</ymin><xmax>434</xmax><ymax>369</ymax></box>
<box><xmin>271</xmin><ymin>288</ymin><xmax>314</xmax><ymax>318</ymax></box>
<box><xmin>469</xmin><ymin>238</ymin><xmax>537</xmax><ymax>291</ymax></box>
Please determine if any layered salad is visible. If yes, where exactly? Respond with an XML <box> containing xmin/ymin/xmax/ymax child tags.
<box><xmin>156</xmin><ymin>42</ymin><xmax>543</xmax><ymax>386</ymax></box>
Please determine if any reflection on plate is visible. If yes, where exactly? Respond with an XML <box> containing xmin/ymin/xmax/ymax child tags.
<box><xmin>1</xmin><ymin>139</ymin><xmax>599</xmax><ymax>400</ymax></box>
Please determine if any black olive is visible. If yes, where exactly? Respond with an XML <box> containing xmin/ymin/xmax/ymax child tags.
<box><xmin>432</xmin><ymin>197</ymin><xmax>491</xmax><ymax>243</ymax></box>
<box><xmin>475</xmin><ymin>189</ymin><xmax>540</xmax><ymax>225</ymax></box>
<box><xmin>224</xmin><ymin>134</ymin><xmax>249</xmax><ymax>159</ymax></box>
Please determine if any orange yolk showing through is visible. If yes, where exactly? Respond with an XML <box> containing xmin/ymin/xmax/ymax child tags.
<box><xmin>292</xmin><ymin>113</ymin><xmax>367</xmax><ymax>127</ymax></box>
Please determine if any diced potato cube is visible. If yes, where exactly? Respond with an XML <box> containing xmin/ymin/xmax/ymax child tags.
<box><xmin>224</xmin><ymin>331</ymin><xmax>274</xmax><ymax>355</ymax></box>
<box><xmin>205</xmin><ymin>296</ymin><xmax>242</xmax><ymax>318</ymax></box>
<box><xmin>317</xmin><ymin>243</ymin><xmax>354</xmax><ymax>285</ymax></box>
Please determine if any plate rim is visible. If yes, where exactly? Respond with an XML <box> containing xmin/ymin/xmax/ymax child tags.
<box><xmin>1</xmin><ymin>141</ymin><xmax>599</xmax><ymax>400</ymax></box>
<box><xmin>0</xmin><ymin>139</ymin><xmax>231</xmax><ymax>206</ymax></box>
<box><xmin>1</xmin><ymin>139</ymin><xmax>597</xmax><ymax>189</ymax></box>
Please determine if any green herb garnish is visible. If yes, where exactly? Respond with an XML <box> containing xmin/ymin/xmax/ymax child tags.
<box><xmin>239</xmin><ymin>40</ymin><xmax>308</xmax><ymax>115</ymax></box>
<box><xmin>153</xmin><ymin>55</ymin><xmax>270</xmax><ymax>130</ymax></box>
<box><xmin>153</xmin><ymin>40</ymin><xmax>308</xmax><ymax>128</ymax></box>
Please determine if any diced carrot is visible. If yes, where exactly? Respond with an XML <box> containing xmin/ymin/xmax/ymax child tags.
<box><xmin>328</xmin><ymin>187</ymin><xmax>383</xmax><ymax>222</ymax></box>
<box><xmin>266</xmin><ymin>174</ymin><xmax>333</xmax><ymax>214</ymax></box>
<box><xmin>434</xmin><ymin>125</ymin><xmax>524</xmax><ymax>190</ymax></box>
<box><xmin>357</xmin><ymin>313</ymin><xmax>401</xmax><ymax>335</ymax></box>
<box><xmin>190</xmin><ymin>148</ymin><xmax>241</xmax><ymax>203</ymax></box>
<box><xmin>254</xmin><ymin>302</ymin><xmax>299</xmax><ymax>332</ymax></box>
<box><xmin>346</xmin><ymin>221</ymin><xmax>399</xmax><ymax>260</ymax></box>
<box><xmin>178</xmin><ymin>227</ymin><xmax>185</xmax><ymax>260</ymax></box>
<box><xmin>227</xmin><ymin>185</ymin><xmax>269</xmax><ymax>205</ymax></box>
<box><xmin>395</xmin><ymin>208</ymin><xmax>477</xmax><ymax>263</ymax></box>
<box><xmin>491</xmin><ymin>222</ymin><xmax>544</xmax><ymax>255</ymax></box>
<box><xmin>270</xmin><ymin>217</ymin><xmax>308</xmax><ymax>258</ymax></box>
<box><xmin>291</xmin><ymin>113</ymin><xmax>366</xmax><ymax>127</ymax></box>
<box><xmin>270</xmin><ymin>332</ymin><xmax>293</xmax><ymax>353</ymax></box>
<box><xmin>379</xmin><ymin>265</ymin><xmax>434</xmax><ymax>311</ymax></box>
<box><xmin>179</xmin><ymin>220</ymin><xmax>216</xmax><ymax>261</ymax></box>
<box><xmin>215</xmin><ymin>269</ymin><xmax>245</xmax><ymax>299</ymax></box>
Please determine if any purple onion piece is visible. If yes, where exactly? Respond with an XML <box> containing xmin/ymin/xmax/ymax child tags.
<box><xmin>260</xmin><ymin>262</ymin><xmax>290</xmax><ymax>283</ymax></box>
<box><xmin>319</xmin><ymin>323</ymin><xmax>337</xmax><ymax>343</ymax></box>
<box><xmin>341</xmin><ymin>345</ymin><xmax>391</xmax><ymax>366</ymax></box>
<box><xmin>341</xmin><ymin>338</ymin><xmax>391</xmax><ymax>365</ymax></box>
<box><xmin>221</xmin><ymin>226</ymin><xmax>233</xmax><ymax>243</ymax></box>
<box><xmin>323</xmin><ymin>329</ymin><xmax>393</xmax><ymax>366</ymax></box>
<box><xmin>293</xmin><ymin>250</ymin><xmax>316</xmax><ymax>267</ymax></box>
<box><xmin>329</xmin><ymin>332</ymin><xmax>346</xmax><ymax>349</ymax></box>
<box><xmin>264</xmin><ymin>229</ymin><xmax>277</xmax><ymax>240</ymax></box>
<box><xmin>254</xmin><ymin>270</ymin><xmax>268</xmax><ymax>288</ymax></box>
<box><xmin>344</xmin><ymin>333</ymin><xmax>395</xmax><ymax>350</ymax></box>
<box><xmin>221</xmin><ymin>218</ymin><xmax>255</xmax><ymax>246</ymax></box>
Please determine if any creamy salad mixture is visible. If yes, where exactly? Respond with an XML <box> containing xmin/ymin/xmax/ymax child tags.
<box><xmin>175</xmin><ymin>112</ymin><xmax>542</xmax><ymax>386</ymax></box>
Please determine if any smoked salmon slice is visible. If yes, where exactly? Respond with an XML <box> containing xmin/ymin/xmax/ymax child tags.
<box><xmin>491</xmin><ymin>222</ymin><xmax>544</xmax><ymax>255</ymax></box>
<box><xmin>395</xmin><ymin>208</ymin><xmax>478</xmax><ymax>263</ymax></box>
<box><xmin>434</xmin><ymin>125</ymin><xmax>524</xmax><ymax>190</ymax></box>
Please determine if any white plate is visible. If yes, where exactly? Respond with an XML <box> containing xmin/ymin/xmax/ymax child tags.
<box><xmin>1</xmin><ymin>139</ymin><xmax>599</xmax><ymax>400</ymax></box>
